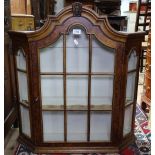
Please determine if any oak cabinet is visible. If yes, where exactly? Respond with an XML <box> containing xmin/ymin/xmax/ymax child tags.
<box><xmin>8</xmin><ymin>2</ymin><xmax>145</xmax><ymax>153</ymax></box>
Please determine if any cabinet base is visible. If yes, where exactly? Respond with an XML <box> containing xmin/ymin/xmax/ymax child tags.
<box><xmin>18</xmin><ymin>135</ymin><xmax>135</xmax><ymax>154</ymax></box>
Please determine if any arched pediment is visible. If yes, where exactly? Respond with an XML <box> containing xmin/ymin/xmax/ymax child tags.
<box><xmin>8</xmin><ymin>2</ymin><xmax>145</xmax><ymax>50</ymax></box>
<box><xmin>17</xmin><ymin>2</ymin><xmax>144</xmax><ymax>44</ymax></box>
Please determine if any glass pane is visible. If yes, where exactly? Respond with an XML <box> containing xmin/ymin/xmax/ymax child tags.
<box><xmin>67</xmin><ymin>76</ymin><xmax>88</xmax><ymax>109</ymax></box>
<box><xmin>92</xmin><ymin>36</ymin><xmax>115</xmax><ymax>73</ymax></box>
<box><xmin>128</xmin><ymin>50</ymin><xmax>137</xmax><ymax>71</ymax></box>
<box><xmin>40</xmin><ymin>36</ymin><xmax>63</xmax><ymax>72</ymax></box>
<box><xmin>125</xmin><ymin>72</ymin><xmax>136</xmax><ymax>104</ymax></box>
<box><xmin>90</xmin><ymin>111</ymin><xmax>111</xmax><ymax>141</ymax></box>
<box><xmin>20</xmin><ymin>105</ymin><xmax>31</xmax><ymax>137</ymax></box>
<box><xmin>43</xmin><ymin>111</ymin><xmax>64</xmax><ymax>141</ymax></box>
<box><xmin>123</xmin><ymin>105</ymin><xmax>133</xmax><ymax>136</ymax></box>
<box><xmin>66</xmin><ymin>27</ymin><xmax>89</xmax><ymax>72</ymax></box>
<box><xmin>18</xmin><ymin>71</ymin><xmax>28</xmax><ymax>103</ymax></box>
<box><xmin>67</xmin><ymin>111</ymin><xmax>87</xmax><ymax>141</ymax></box>
<box><xmin>41</xmin><ymin>75</ymin><xmax>63</xmax><ymax>106</ymax></box>
<box><xmin>16</xmin><ymin>49</ymin><xmax>26</xmax><ymax>70</ymax></box>
<box><xmin>91</xmin><ymin>75</ymin><xmax>113</xmax><ymax>107</ymax></box>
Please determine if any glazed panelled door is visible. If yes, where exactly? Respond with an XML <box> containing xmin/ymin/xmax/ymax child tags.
<box><xmin>40</xmin><ymin>36</ymin><xmax>64</xmax><ymax>141</ymax></box>
<box><xmin>16</xmin><ymin>49</ymin><xmax>31</xmax><ymax>138</ymax></box>
<box><xmin>39</xmin><ymin>26</ymin><xmax>115</xmax><ymax>142</ymax></box>
<box><xmin>123</xmin><ymin>49</ymin><xmax>138</xmax><ymax>136</ymax></box>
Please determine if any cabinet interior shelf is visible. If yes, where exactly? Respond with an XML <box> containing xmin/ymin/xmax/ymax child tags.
<box><xmin>41</xmin><ymin>104</ymin><xmax>112</xmax><ymax>111</ymax></box>
<box><xmin>40</xmin><ymin>72</ymin><xmax>115</xmax><ymax>76</ymax></box>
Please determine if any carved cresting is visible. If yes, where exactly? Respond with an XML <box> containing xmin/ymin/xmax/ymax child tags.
<box><xmin>72</xmin><ymin>2</ymin><xmax>82</xmax><ymax>17</ymax></box>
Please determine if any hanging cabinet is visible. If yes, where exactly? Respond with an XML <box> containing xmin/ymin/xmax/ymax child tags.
<box><xmin>8</xmin><ymin>2</ymin><xmax>145</xmax><ymax>153</ymax></box>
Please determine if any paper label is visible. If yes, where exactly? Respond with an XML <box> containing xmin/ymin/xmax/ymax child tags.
<box><xmin>73</xmin><ymin>29</ymin><xmax>81</xmax><ymax>35</ymax></box>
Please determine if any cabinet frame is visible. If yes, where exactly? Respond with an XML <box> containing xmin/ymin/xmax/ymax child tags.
<box><xmin>8</xmin><ymin>2</ymin><xmax>145</xmax><ymax>153</ymax></box>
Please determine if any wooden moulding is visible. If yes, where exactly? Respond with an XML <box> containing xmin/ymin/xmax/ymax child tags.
<box><xmin>34</xmin><ymin>147</ymin><xmax>119</xmax><ymax>154</ymax></box>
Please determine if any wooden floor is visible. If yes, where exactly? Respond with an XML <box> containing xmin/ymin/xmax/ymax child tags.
<box><xmin>4</xmin><ymin>128</ymin><xmax>19</xmax><ymax>155</ymax></box>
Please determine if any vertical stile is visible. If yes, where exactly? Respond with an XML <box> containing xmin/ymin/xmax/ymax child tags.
<box><xmin>63</xmin><ymin>34</ymin><xmax>67</xmax><ymax>142</ymax></box>
<box><xmin>87</xmin><ymin>34</ymin><xmax>92</xmax><ymax>141</ymax></box>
